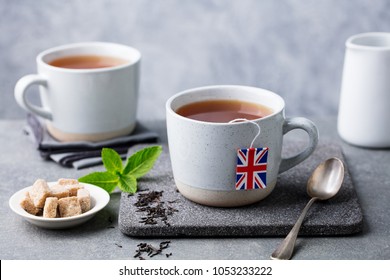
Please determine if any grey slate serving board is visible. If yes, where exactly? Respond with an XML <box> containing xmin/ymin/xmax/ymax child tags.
<box><xmin>119</xmin><ymin>141</ymin><xmax>363</xmax><ymax>237</ymax></box>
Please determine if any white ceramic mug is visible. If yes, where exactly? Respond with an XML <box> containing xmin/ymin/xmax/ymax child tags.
<box><xmin>15</xmin><ymin>42</ymin><xmax>141</xmax><ymax>142</ymax></box>
<box><xmin>166</xmin><ymin>85</ymin><xmax>319</xmax><ymax>207</ymax></box>
<box><xmin>338</xmin><ymin>32</ymin><xmax>390</xmax><ymax>148</ymax></box>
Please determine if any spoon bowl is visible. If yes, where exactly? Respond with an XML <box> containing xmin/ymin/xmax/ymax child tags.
<box><xmin>271</xmin><ymin>157</ymin><xmax>345</xmax><ymax>260</ymax></box>
<box><xmin>307</xmin><ymin>157</ymin><xmax>344</xmax><ymax>200</ymax></box>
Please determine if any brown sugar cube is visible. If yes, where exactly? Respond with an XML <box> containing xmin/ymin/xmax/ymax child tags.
<box><xmin>57</xmin><ymin>179</ymin><xmax>83</xmax><ymax>196</ymax></box>
<box><xmin>49</xmin><ymin>184</ymin><xmax>70</xmax><ymax>199</ymax></box>
<box><xmin>77</xmin><ymin>188</ymin><xmax>91</xmax><ymax>213</ymax></box>
<box><xmin>65</xmin><ymin>184</ymin><xmax>84</xmax><ymax>196</ymax></box>
<box><xmin>43</xmin><ymin>197</ymin><xmax>58</xmax><ymax>218</ymax></box>
<box><xmin>20</xmin><ymin>192</ymin><xmax>40</xmax><ymax>215</ymax></box>
<box><xmin>58</xmin><ymin>197</ymin><xmax>82</xmax><ymax>217</ymax></box>
<box><xmin>30</xmin><ymin>179</ymin><xmax>51</xmax><ymax>208</ymax></box>
<box><xmin>58</xmin><ymin>178</ymin><xmax>79</xmax><ymax>186</ymax></box>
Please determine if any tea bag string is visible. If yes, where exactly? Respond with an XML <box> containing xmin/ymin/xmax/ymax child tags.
<box><xmin>228</xmin><ymin>118</ymin><xmax>261</xmax><ymax>148</ymax></box>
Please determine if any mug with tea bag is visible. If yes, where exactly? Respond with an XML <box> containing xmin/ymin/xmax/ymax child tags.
<box><xmin>166</xmin><ymin>85</ymin><xmax>319</xmax><ymax>207</ymax></box>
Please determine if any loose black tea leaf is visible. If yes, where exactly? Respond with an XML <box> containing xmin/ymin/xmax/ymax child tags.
<box><xmin>160</xmin><ymin>240</ymin><xmax>171</xmax><ymax>249</ymax></box>
<box><xmin>134</xmin><ymin>190</ymin><xmax>178</xmax><ymax>226</ymax></box>
<box><xmin>134</xmin><ymin>240</ymin><xmax>171</xmax><ymax>259</ymax></box>
<box><xmin>106</xmin><ymin>216</ymin><xmax>115</xmax><ymax>228</ymax></box>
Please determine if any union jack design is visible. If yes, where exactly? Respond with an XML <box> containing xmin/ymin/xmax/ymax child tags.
<box><xmin>235</xmin><ymin>147</ymin><xmax>268</xmax><ymax>190</ymax></box>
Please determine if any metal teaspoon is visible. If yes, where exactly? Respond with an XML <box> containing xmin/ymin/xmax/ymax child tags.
<box><xmin>271</xmin><ymin>157</ymin><xmax>345</xmax><ymax>260</ymax></box>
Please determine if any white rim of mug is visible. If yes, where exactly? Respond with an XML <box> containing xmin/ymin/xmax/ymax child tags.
<box><xmin>36</xmin><ymin>42</ymin><xmax>141</xmax><ymax>73</ymax></box>
<box><xmin>346</xmin><ymin>32</ymin><xmax>390</xmax><ymax>51</ymax></box>
<box><xmin>166</xmin><ymin>85</ymin><xmax>285</xmax><ymax>126</ymax></box>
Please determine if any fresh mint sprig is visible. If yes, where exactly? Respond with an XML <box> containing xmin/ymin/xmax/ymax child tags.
<box><xmin>79</xmin><ymin>146</ymin><xmax>162</xmax><ymax>194</ymax></box>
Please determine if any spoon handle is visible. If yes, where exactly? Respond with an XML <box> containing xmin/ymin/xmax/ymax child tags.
<box><xmin>271</xmin><ymin>197</ymin><xmax>318</xmax><ymax>260</ymax></box>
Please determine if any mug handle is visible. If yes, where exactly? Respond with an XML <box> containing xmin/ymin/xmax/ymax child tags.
<box><xmin>14</xmin><ymin>74</ymin><xmax>53</xmax><ymax>120</ymax></box>
<box><xmin>278</xmin><ymin>117</ymin><xmax>319</xmax><ymax>173</ymax></box>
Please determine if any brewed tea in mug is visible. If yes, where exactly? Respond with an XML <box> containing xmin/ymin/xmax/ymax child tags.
<box><xmin>175</xmin><ymin>99</ymin><xmax>273</xmax><ymax>123</ymax></box>
<box><xmin>49</xmin><ymin>55</ymin><xmax>129</xmax><ymax>69</ymax></box>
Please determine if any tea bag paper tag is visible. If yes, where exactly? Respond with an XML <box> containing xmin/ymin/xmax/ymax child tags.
<box><xmin>235</xmin><ymin>147</ymin><xmax>268</xmax><ymax>190</ymax></box>
<box><xmin>229</xmin><ymin>118</ymin><xmax>269</xmax><ymax>191</ymax></box>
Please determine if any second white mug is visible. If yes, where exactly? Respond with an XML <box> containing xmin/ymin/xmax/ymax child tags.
<box><xmin>15</xmin><ymin>42</ymin><xmax>141</xmax><ymax>142</ymax></box>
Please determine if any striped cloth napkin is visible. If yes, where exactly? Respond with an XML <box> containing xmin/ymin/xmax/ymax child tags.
<box><xmin>24</xmin><ymin>114</ymin><xmax>159</xmax><ymax>169</ymax></box>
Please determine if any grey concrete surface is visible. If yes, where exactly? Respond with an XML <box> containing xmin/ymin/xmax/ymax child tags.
<box><xmin>0</xmin><ymin>118</ymin><xmax>389</xmax><ymax>260</ymax></box>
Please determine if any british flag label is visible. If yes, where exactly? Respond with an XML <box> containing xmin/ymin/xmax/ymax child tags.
<box><xmin>235</xmin><ymin>147</ymin><xmax>268</xmax><ymax>190</ymax></box>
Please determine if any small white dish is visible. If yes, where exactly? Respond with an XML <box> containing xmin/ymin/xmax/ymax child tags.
<box><xmin>9</xmin><ymin>182</ymin><xmax>110</xmax><ymax>229</ymax></box>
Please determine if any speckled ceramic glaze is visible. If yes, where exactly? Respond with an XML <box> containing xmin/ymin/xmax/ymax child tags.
<box><xmin>166</xmin><ymin>85</ymin><xmax>318</xmax><ymax>207</ymax></box>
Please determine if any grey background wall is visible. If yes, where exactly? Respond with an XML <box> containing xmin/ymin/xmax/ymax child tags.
<box><xmin>1</xmin><ymin>0</ymin><xmax>389</xmax><ymax>122</ymax></box>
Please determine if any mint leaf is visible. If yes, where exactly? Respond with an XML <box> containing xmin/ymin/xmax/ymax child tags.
<box><xmin>102</xmin><ymin>148</ymin><xmax>123</xmax><ymax>174</ymax></box>
<box><xmin>79</xmin><ymin>145</ymin><xmax>162</xmax><ymax>194</ymax></box>
<box><xmin>123</xmin><ymin>146</ymin><xmax>162</xmax><ymax>178</ymax></box>
<box><xmin>118</xmin><ymin>173</ymin><xmax>137</xmax><ymax>194</ymax></box>
<box><xmin>78</xmin><ymin>171</ymin><xmax>119</xmax><ymax>193</ymax></box>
